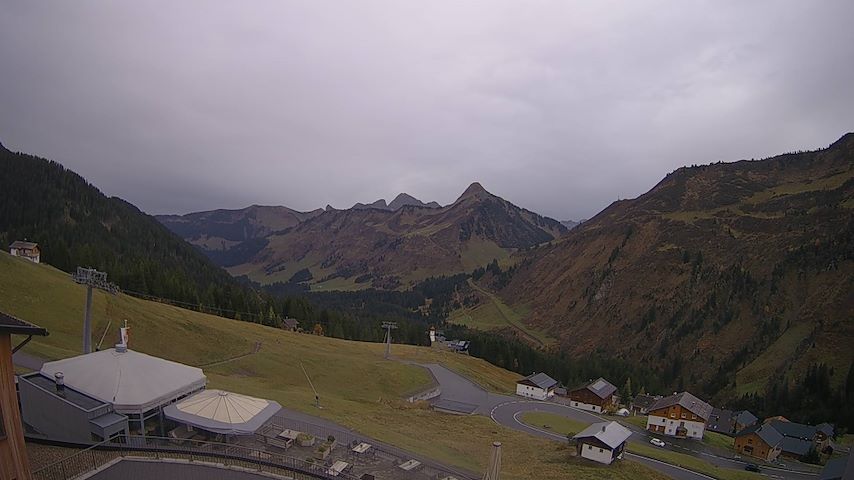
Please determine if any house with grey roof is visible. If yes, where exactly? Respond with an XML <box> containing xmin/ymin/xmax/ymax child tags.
<box><xmin>8</xmin><ymin>240</ymin><xmax>40</xmax><ymax>263</ymax></box>
<box><xmin>572</xmin><ymin>421</ymin><xmax>632</xmax><ymax>465</ymax></box>
<box><xmin>516</xmin><ymin>372</ymin><xmax>558</xmax><ymax>400</ymax></box>
<box><xmin>819</xmin><ymin>450</ymin><xmax>853</xmax><ymax>480</ymax></box>
<box><xmin>646</xmin><ymin>391</ymin><xmax>712</xmax><ymax>440</ymax></box>
<box><xmin>734</xmin><ymin>423</ymin><xmax>783</xmax><ymax>462</ymax></box>
<box><xmin>629</xmin><ymin>393</ymin><xmax>661</xmax><ymax>415</ymax></box>
<box><xmin>568</xmin><ymin>377</ymin><xmax>618</xmax><ymax>413</ymax></box>
<box><xmin>707</xmin><ymin>408</ymin><xmax>735</xmax><ymax>435</ymax></box>
<box><xmin>733</xmin><ymin>410</ymin><xmax>759</xmax><ymax>433</ymax></box>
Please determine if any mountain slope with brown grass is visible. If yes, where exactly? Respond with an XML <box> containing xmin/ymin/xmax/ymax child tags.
<box><xmin>500</xmin><ymin>133</ymin><xmax>854</xmax><ymax>403</ymax></box>
<box><xmin>162</xmin><ymin>183</ymin><xmax>566</xmax><ymax>289</ymax></box>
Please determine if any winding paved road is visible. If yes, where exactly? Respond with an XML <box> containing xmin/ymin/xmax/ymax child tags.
<box><xmin>423</xmin><ymin>363</ymin><xmax>818</xmax><ymax>480</ymax></box>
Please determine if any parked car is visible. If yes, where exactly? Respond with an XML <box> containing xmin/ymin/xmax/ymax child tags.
<box><xmin>649</xmin><ymin>438</ymin><xmax>666</xmax><ymax>447</ymax></box>
<box><xmin>744</xmin><ymin>464</ymin><xmax>761</xmax><ymax>473</ymax></box>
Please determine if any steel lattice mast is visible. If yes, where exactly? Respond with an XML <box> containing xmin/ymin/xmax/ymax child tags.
<box><xmin>72</xmin><ymin>267</ymin><xmax>119</xmax><ymax>353</ymax></box>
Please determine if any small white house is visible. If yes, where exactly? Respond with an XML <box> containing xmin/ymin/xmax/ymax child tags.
<box><xmin>515</xmin><ymin>372</ymin><xmax>558</xmax><ymax>400</ymax></box>
<box><xmin>572</xmin><ymin>421</ymin><xmax>632</xmax><ymax>465</ymax></box>
<box><xmin>9</xmin><ymin>240</ymin><xmax>40</xmax><ymax>263</ymax></box>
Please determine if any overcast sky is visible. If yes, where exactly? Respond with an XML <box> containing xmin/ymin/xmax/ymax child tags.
<box><xmin>1</xmin><ymin>1</ymin><xmax>852</xmax><ymax>220</ymax></box>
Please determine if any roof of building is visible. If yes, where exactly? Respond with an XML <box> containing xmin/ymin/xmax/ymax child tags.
<box><xmin>40</xmin><ymin>348</ymin><xmax>206</xmax><ymax>413</ymax></box>
<box><xmin>517</xmin><ymin>372</ymin><xmax>558</xmax><ymax>390</ymax></box>
<box><xmin>819</xmin><ymin>451</ymin><xmax>854</xmax><ymax>480</ymax></box>
<box><xmin>573</xmin><ymin>421</ymin><xmax>632</xmax><ymax>450</ymax></box>
<box><xmin>780</xmin><ymin>436</ymin><xmax>814</xmax><ymax>456</ymax></box>
<box><xmin>734</xmin><ymin>410</ymin><xmax>758</xmax><ymax>427</ymax></box>
<box><xmin>770</xmin><ymin>420</ymin><xmax>817</xmax><ymax>440</ymax></box>
<box><xmin>9</xmin><ymin>240</ymin><xmax>38</xmax><ymax>249</ymax></box>
<box><xmin>573</xmin><ymin>377</ymin><xmax>617</xmax><ymax>399</ymax></box>
<box><xmin>631</xmin><ymin>394</ymin><xmax>660</xmax><ymax>409</ymax></box>
<box><xmin>0</xmin><ymin>311</ymin><xmax>48</xmax><ymax>336</ymax></box>
<box><xmin>163</xmin><ymin>389</ymin><xmax>281</xmax><ymax>435</ymax></box>
<box><xmin>649</xmin><ymin>391</ymin><xmax>713</xmax><ymax>420</ymax></box>
<box><xmin>21</xmin><ymin>373</ymin><xmax>107</xmax><ymax>411</ymax></box>
<box><xmin>816</xmin><ymin>423</ymin><xmax>834</xmax><ymax>436</ymax></box>
<box><xmin>737</xmin><ymin>423</ymin><xmax>783</xmax><ymax>447</ymax></box>
<box><xmin>282</xmin><ymin>318</ymin><xmax>299</xmax><ymax>329</ymax></box>
<box><xmin>707</xmin><ymin>408</ymin><xmax>734</xmax><ymax>433</ymax></box>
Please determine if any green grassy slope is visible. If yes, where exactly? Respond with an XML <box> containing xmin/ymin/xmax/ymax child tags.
<box><xmin>0</xmin><ymin>252</ymin><xmax>668</xmax><ymax>480</ymax></box>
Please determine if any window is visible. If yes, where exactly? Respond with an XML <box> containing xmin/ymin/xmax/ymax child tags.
<box><xmin>681</xmin><ymin>413</ymin><xmax>686</xmax><ymax>419</ymax></box>
<box><xmin>599</xmin><ymin>448</ymin><xmax>603</xmax><ymax>453</ymax></box>
<box><xmin>588</xmin><ymin>445</ymin><xmax>592</xmax><ymax>450</ymax></box>
<box><xmin>747</xmin><ymin>438</ymin><xmax>753</xmax><ymax>444</ymax></box>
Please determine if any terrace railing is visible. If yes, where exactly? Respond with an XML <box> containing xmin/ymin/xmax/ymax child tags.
<box><xmin>32</xmin><ymin>435</ymin><xmax>361</xmax><ymax>480</ymax></box>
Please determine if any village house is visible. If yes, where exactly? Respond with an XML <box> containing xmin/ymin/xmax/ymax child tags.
<box><xmin>281</xmin><ymin>317</ymin><xmax>299</xmax><ymax>332</ymax></box>
<box><xmin>645</xmin><ymin>391</ymin><xmax>712</xmax><ymax>440</ymax></box>
<box><xmin>0</xmin><ymin>311</ymin><xmax>48</xmax><ymax>480</ymax></box>
<box><xmin>707</xmin><ymin>408</ymin><xmax>735</xmax><ymax>435</ymax></box>
<box><xmin>572</xmin><ymin>421</ymin><xmax>632</xmax><ymax>465</ymax></box>
<box><xmin>819</xmin><ymin>450</ymin><xmax>853</xmax><ymax>480</ymax></box>
<box><xmin>515</xmin><ymin>372</ymin><xmax>558</xmax><ymax>400</ymax></box>
<box><xmin>8</xmin><ymin>240</ymin><xmax>40</xmax><ymax>263</ymax></box>
<box><xmin>733</xmin><ymin>410</ymin><xmax>759</xmax><ymax>434</ymax></box>
<box><xmin>567</xmin><ymin>377</ymin><xmax>617</xmax><ymax>413</ymax></box>
<box><xmin>629</xmin><ymin>393</ymin><xmax>661</xmax><ymax>415</ymax></box>
<box><xmin>734</xmin><ymin>423</ymin><xmax>783</xmax><ymax>462</ymax></box>
<box><xmin>769</xmin><ymin>419</ymin><xmax>830</xmax><ymax>459</ymax></box>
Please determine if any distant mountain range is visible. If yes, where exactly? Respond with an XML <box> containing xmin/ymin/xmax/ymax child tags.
<box><xmin>352</xmin><ymin>193</ymin><xmax>441</xmax><ymax>211</ymax></box>
<box><xmin>158</xmin><ymin>182</ymin><xmax>567</xmax><ymax>289</ymax></box>
<box><xmin>499</xmin><ymin>133</ymin><xmax>854</xmax><ymax>404</ymax></box>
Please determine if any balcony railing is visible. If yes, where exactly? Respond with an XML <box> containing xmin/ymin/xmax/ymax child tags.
<box><xmin>32</xmin><ymin>435</ymin><xmax>360</xmax><ymax>480</ymax></box>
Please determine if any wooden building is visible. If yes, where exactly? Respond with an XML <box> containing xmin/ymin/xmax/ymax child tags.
<box><xmin>734</xmin><ymin>424</ymin><xmax>783</xmax><ymax>462</ymax></box>
<box><xmin>567</xmin><ymin>378</ymin><xmax>617</xmax><ymax>413</ymax></box>
<box><xmin>645</xmin><ymin>391</ymin><xmax>712</xmax><ymax>440</ymax></box>
<box><xmin>1</xmin><ymin>311</ymin><xmax>48</xmax><ymax>480</ymax></box>
<box><xmin>8</xmin><ymin>241</ymin><xmax>40</xmax><ymax>264</ymax></box>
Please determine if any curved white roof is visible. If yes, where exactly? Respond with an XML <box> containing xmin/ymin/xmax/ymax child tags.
<box><xmin>40</xmin><ymin>348</ymin><xmax>206</xmax><ymax>413</ymax></box>
<box><xmin>164</xmin><ymin>389</ymin><xmax>281</xmax><ymax>435</ymax></box>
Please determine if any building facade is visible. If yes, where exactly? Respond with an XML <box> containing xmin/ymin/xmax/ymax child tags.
<box><xmin>646</xmin><ymin>391</ymin><xmax>712</xmax><ymax>440</ymax></box>
<box><xmin>572</xmin><ymin>421</ymin><xmax>632</xmax><ymax>465</ymax></box>
<box><xmin>567</xmin><ymin>378</ymin><xmax>617</xmax><ymax>413</ymax></box>
<box><xmin>515</xmin><ymin>372</ymin><xmax>557</xmax><ymax>400</ymax></box>
<box><xmin>734</xmin><ymin>424</ymin><xmax>783</xmax><ymax>462</ymax></box>
<box><xmin>1</xmin><ymin>312</ymin><xmax>48</xmax><ymax>480</ymax></box>
<box><xmin>9</xmin><ymin>241</ymin><xmax>40</xmax><ymax>264</ymax></box>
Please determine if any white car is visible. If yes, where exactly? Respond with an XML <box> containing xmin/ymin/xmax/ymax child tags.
<box><xmin>649</xmin><ymin>438</ymin><xmax>666</xmax><ymax>447</ymax></box>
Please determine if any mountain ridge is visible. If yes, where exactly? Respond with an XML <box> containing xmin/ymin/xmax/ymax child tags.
<box><xmin>493</xmin><ymin>133</ymin><xmax>854</xmax><ymax>405</ymax></box>
<box><xmin>160</xmin><ymin>183</ymin><xmax>567</xmax><ymax>289</ymax></box>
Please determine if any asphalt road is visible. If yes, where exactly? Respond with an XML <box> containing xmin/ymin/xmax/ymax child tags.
<box><xmin>422</xmin><ymin>363</ymin><xmax>818</xmax><ymax>480</ymax></box>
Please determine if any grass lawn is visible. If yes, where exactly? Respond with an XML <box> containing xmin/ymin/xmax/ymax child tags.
<box><xmin>622</xmin><ymin>415</ymin><xmax>649</xmax><ymax>429</ymax></box>
<box><xmin>703</xmin><ymin>431</ymin><xmax>735</xmax><ymax>450</ymax></box>
<box><xmin>0</xmin><ymin>252</ymin><xmax>671</xmax><ymax>480</ymax></box>
<box><xmin>628</xmin><ymin>443</ymin><xmax>760</xmax><ymax>480</ymax></box>
<box><xmin>519</xmin><ymin>411</ymin><xmax>589</xmax><ymax>437</ymax></box>
<box><xmin>448</xmin><ymin>279</ymin><xmax>556</xmax><ymax>347</ymax></box>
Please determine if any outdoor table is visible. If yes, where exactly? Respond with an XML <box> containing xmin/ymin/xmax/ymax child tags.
<box><xmin>398</xmin><ymin>459</ymin><xmax>421</xmax><ymax>471</ymax></box>
<box><xmin>352</xmin><ymin>442</ymin><xmax>372</xmax><ymax>454</ymax></box>
<box><xmin>327</xmin><ymin>460</ymin><xmax>349</xmax><ymax>476</ymax></box>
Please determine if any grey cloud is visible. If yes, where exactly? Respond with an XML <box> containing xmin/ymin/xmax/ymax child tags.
<box><xmin>1</xmin><ymin>0</ymin><xmax>852</xmax><ymax>220</ymax></box>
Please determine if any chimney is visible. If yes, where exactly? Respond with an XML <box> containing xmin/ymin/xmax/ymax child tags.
<box><xmin>54</xmin><ymin>372</ymin><xmax>65</xmax><ymax>396</ymax></box>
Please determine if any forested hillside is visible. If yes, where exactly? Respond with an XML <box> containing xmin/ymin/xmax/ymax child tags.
<box><xmin>496</xmin><ymin>133</ymin><xmax>854</xmax><ymax>427</ymax></box>
<box><xmin>0</xmin><ymin>142</ymin><xmax>428</xmax><ymax>344</ymax></box>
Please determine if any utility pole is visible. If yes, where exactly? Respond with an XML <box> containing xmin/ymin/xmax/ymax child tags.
<box><xmin>72</xmin><ymin>267</ymin><xmax>119</xmax><ymax>354</ymax></box>
<box><xmin>483</xmin><ymin>441</ymin><xmax>502</xmax><ymax>480</ymax></box>
<box><xmin>382</xmin><ymin>321</ymin><xmax>398</xmax><ymax>359</ymax></box>
<box><xmin>300</xmin><ymin>361</ymin><xmax>321</xmax><ymax>409</ymax></box>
